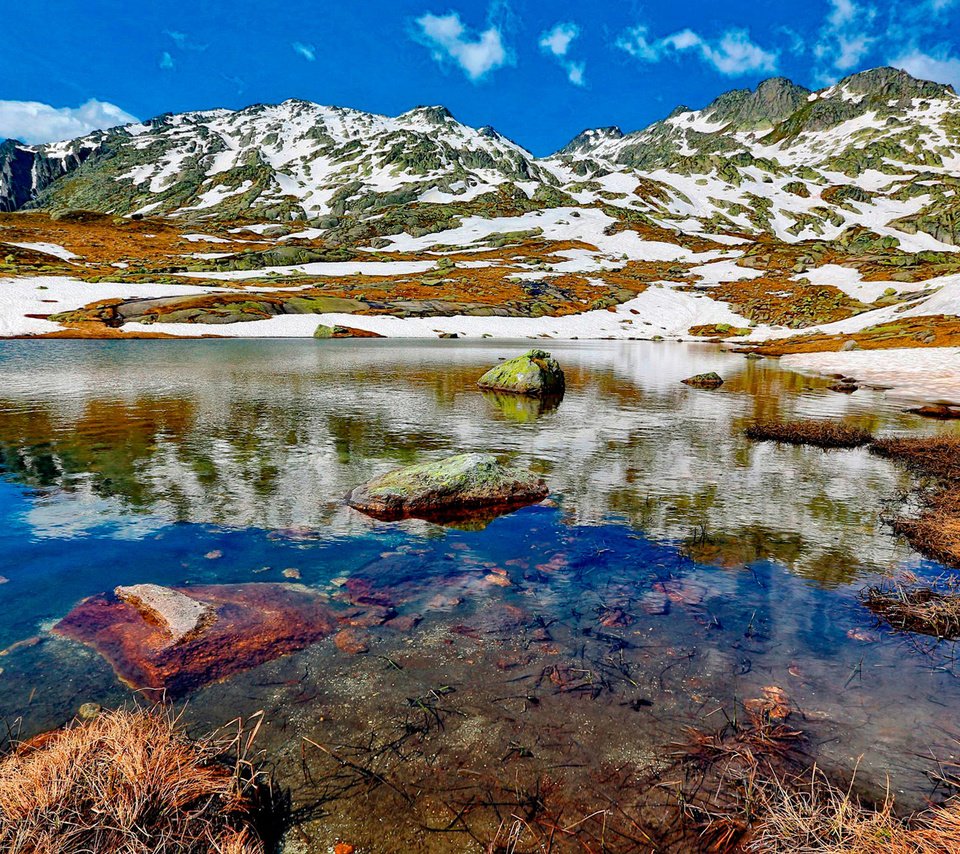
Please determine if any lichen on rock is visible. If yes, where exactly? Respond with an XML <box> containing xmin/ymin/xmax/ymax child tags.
<box><xmin>477</xmin><ymin>349</ymin><xmax>565</xmax><ymax>397</ymax></box>
<box><xmin>346</xmin><ymin>452</ymin><xmax>548</xmax><ymax>522</ymax></box>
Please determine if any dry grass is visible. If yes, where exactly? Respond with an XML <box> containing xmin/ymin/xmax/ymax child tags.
<box><xmin>862</xmin><ymin>575</ymin><xmax>960</xmax><ymax>639</ymax></box>
<box><xmin>0</xmin><ymin>707</ymin><xmax>268</xmax><ymax>854</ymax></box>
<box><xmin>870</xmin><ymin>436</ymin><xmax>960</xmax><ymax>567</ymax></box>
<box><xmin>746</xmin><ymin>767</ymin><xmax>960</xmax><ymax>853</ymax></box>
<box><xmin>745</xmin><ymin>420</ymin><xmax>874</xmax><ymax>449</ymax></box>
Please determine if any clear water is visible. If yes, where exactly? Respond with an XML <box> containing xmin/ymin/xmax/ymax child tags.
<box><xmin>0</xmin><ymin>339</ymin><xmax>957</xmax><ymax>850</ymax></box>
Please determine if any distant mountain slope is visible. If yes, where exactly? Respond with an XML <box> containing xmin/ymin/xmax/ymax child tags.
<box><xmin>1</xmin><ymin>67</ymin><xmax>959</xmax><ymax>248</ymax></box>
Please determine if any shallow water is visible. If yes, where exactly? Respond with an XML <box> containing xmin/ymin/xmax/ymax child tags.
<box><xmin>0</xmin><ymin>339</ymin><xmax>958</xmax><ymax>850</ymax></box>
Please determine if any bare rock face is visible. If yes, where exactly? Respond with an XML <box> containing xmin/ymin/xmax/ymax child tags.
<box><xmin>346</xmin><ymin>453</ymin><xmax>548</xmax><ymax>522</ymax></box>
<box><xmin>114</xmin><ymin>584</ymin><xmax>215</xmax><ymax>647</ymax></box>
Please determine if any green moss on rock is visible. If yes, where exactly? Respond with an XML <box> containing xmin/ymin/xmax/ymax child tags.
<box><xmin>477</xmin><ymin>349</ymin><xmax>565</xmax><ymax>397</ymax></box>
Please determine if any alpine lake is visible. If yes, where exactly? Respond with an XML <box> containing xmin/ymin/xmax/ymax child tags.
<box><xmin>0</xmin><ymin>338</ymin><xmax>958</xmax><ymax>852</ymax></box>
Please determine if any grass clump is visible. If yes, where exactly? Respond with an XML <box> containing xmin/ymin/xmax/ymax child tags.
<box><xmin>870</xmin><ymin>436</ymin><xmax>960</xmax><ymax>567</ymax></box>
<box><xmin>0</xmin><ymin>707</ymin><xmax>269</xmax><ymax>854</ymax></box>
<box><xmin>862</xmin><ymin>575</ymin><xmax>960</xmax><ymax>639</ymax></box>
<box><xmin>746</xmin><ymin>767</ymin><xmax>960</xmax><ymax>853</ymax></box>
<box><xmin>745</xmin><ymin>419</ymin><xmax>874</xmax><ymax>449</ymax></box>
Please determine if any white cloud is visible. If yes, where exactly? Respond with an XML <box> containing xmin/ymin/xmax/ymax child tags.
<box><xmin>159</xmin><ymin>51</ymin><xmax>175</xmax><ymax>71</ymax></box>
<box><xmin>890</xmin><ymin>48</ymin><xmax>960</xmax><ymax>89</ymax></box>
<box><xmin>813</xmin><ymin>0</ymin><xmax>876</xmax><ymax>79</ymax></box>
<box><xmin>539</xmin><ymin>22</ymin><xmax>578</xmax><ymax>57</ymax></box>
<box><xmin>292</xmin><ymin>41</ymin><xmax>316</xmax><ymax>61</ymax></box>
<box><xmin>414</xmin><ymin>10</ymin><xmax>508</xmax><ymax>81</ymax></box>
<box><xmin>566</xmin><ymin>61</ymin><xmax>586</xmax><ymax>86</ymax></box>
<box><xmin>617</xmin><ymin>25</ymin><xmax>777</xmax><ymax>76</ymax></box>
<box><xmin>539</xmin><ymin>21</ymin><xmax>586</xmax><ymax>86</ymax></box>
<box><xmin>0</xmin><ymin>99</ymin><xmax>138</xmax><ymax>145</ymax></box>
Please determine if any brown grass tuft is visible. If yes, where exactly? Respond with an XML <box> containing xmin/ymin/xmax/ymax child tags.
<box><xmin>870</xmin><ymin>436</ymin><xmax>960</xmax><ymax>567</ymax></box>
<box><xmin>0</xmin><ymin>707</ymin><xmax>267</xmax><ymax>854</ymax></box>
<box><xmin>745</xmin><ymin>420</ymin><xmax>874</xmax><ymax>449</ymax></box>
<box><xmin>862</xmin><ymin>575</ymin><xmax>960</xmax><ymax>639</ymax></box>
<box><xmin>746</xmin><ymin>767</ymin><xmax>960</xmax><ymax>853</ymax></box>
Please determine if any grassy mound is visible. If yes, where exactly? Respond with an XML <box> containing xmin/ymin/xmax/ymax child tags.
<box><xmin>0</xmin><ymin>708</ymin><xmax>267</xmax><ymax>853</ymax></box>
<box><xmin>745</xmin><ymin>419</ymin><xmax>874</xmax><ymax>448</ymax></box>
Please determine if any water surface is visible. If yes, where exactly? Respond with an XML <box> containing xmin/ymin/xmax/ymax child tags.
<box><xmin>0</xmin><ymin>339</ymin><xmax>957</xmax><ymax>851</ymax></box>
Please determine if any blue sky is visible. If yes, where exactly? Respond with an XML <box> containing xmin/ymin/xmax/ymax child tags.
<box><xmin>2</xmin><ymin>0</ymin><xmax>959</xmax><ymax>154</ymax></box>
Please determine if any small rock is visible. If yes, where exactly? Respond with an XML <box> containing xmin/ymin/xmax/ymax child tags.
<box><xmin>829</xmin><ymin>382</ymin><xmax>858</xmax><ymax>393</ymax></box>
<box><xmin>439</xmin><ymin>332</ymin><xmax>459</xmax><ymax>339</ymax></box>
<box><xmin>681</xmin><ymin>372</ymin><xmax>724</xmax><ymax>389</ymax></box>
<box><xmin>840</xmin><ymin>339</ymin><xmax>859</xmax><ymax>351</ymax></box>
<box><xmin>334</xmin><ymin>629</ymin><xmax>369</xmax><ymax>655</ymax></box>
<box><xmin>78</xmin><ymin>702</ymin><xmax>101</xmax><ymax>720</ymax></box>
<box><xmin>204</xmin><ymin>550</ymin><xmax>222</xmax><ymax>560</ymax></box>
<box><xmin>908</xmin><ymin>404</ymin><xmax>960</xmax><ymax>419</ymax></box>
<box><xmin>282</xmin><ymin>568</ymin><xmax>302</xmax><ymax>579</ymax></box>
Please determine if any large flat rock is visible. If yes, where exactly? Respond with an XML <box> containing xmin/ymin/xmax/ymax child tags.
<box><xmin>54</xmin><ymin>583</ymin><xmax>339</xmax><ymax>697</ymax></box>
<box><xmin>346</xmin><ymin>453</ymin><xmax>548</xmax><ymax>522</ymax></box>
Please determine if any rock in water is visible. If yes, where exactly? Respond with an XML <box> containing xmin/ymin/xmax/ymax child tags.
<box><xmin>114</xmin><ymin>584</ymin><xmax>215</xmax><ymax>647</ymax></box>
<box><xmin>54</xmin><ymin>583</ymin><xmax>338</xmax><ymax>697</ymax></box>
<box><xmin>314</xmin><ymin>323</ymin><xmax>383</xmax><ymax>339</ymax></box>
<box><xmin>346</xmin><ymin>453</ymin><xmax>548</xmax><ymax>522</ymax></box>
<box><xmin>681</xmin><ymin>372</ymin><xmax>724</xmax><ymax>389</ymax></box>
<box><xmin>477</xmin><ymin>349</ymin><xmax>565</xmax><ymax>397</ymax></box>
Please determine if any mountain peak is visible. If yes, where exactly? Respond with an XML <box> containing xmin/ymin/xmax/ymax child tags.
<box><xmin>704</xmin><ymin>76</ymin><xmax>811</xmax><ymax>130</ymax></box>
<box><xmin>555</xmin><ymin>126</ymin><xmax>623</xmax><ymax>156</ymax></box>
<box><xmin>400</xmin><ymin>105</ymin><xmax>455</xmax><ymax>124</ymax></box>
<box><xmin>834</xmin><ymin>66</ymin><xmax>956</xmax><ymax>100</ymax></box>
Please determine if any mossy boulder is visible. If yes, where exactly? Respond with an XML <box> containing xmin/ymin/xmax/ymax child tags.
<box><xmin>346</xmin><ymin>453</ymin><xmax>548</xmax><ymax>522</ymax></box>
<box><xmin>681</xmin><ymin>372</ymin><xmax>724</xmax><ymax>389</ymax></box>
<box><xmin>314</xmin><ymin>323</ymin><xmax>383</xmax><ymax>339</ymax></box>
<box><xmin>477</xmin><ymin>349</ymin><xmax>565</xmax><ymax>397</ymax></box>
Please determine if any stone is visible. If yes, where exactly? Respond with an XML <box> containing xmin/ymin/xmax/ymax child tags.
<box><xmin>681</xmin><ymin>372</ymin><xmax>724</xmax><ymax>389</ymax></box>
<box><xmin>78</xmin><ymin>702</ymin><xmax>101</xmax><ymax>720</ymax></box>
<box><xmin>840</xmin><ymin>339</ymin><xmax>860</xmax><ymax>351</ymax></box>
<box><xmin>334</xmin><ymin>628</ymin><xmax>369</xmax><ymax>655</ymax></box>
<box><xmin>346</xmin><ymin>453</ymin><xmax>548</xmax><ymax>522</ymax></box>
<box><xmin>907</xmin><ymin>404</ymin><xmax>960</xmax><ymax>419</ymax></box>
<box><xmin>54</xmin><ymin>583</ymin><xmax>339</xmax><ymax>697</ymax></box>
<box><xmin>314</xmin><ymin>323</ymin><xmax>383</xmax><ymax>339</ymax></box>
<box><xmin>114</xmin><ymin>584</ymin><xmax>216</xmax><ymax>647</ymax></box>
<box><xmin>477</xmin><ymin>349</ymin><xmax>565</xmax><ymax>397</ymax></box>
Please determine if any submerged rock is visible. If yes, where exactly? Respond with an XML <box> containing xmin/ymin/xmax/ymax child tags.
<box><xmin>346</xmin><ymin>453</ymin><xmax>548</xmax><ymax>522</ymax></box>
<box><xmin>477</xmin><ymin>349</ymin><xmax>565</xmax><ymax>397</ymax></box>
<box><xmin>54</xmin><ymin>583</ymin><xmax>338</xmax><ymax>697</ymax></box>
<box><xmin>681</xmin><ymin>372</ymin><xmax>724</xmax><ymax>389</ymax></box>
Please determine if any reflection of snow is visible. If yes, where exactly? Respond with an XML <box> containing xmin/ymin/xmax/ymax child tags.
<box><xmin>0</xmin><ymin>340</ymin><xmax>920</xmax><ymax>578</ymax></box>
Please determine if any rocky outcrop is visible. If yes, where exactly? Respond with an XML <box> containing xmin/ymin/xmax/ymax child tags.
<box><xmin>346</xmin><ymin>453</ymin><xmax>548</xmax><ymax>522</ymax></box>
<box><xmin>54</xmin><ymin>583</ymin><xmax>338</xmax><ymax>696</ymax></box>
<box><xmin>477</xmin><ymin>350</ymin><xmax>565</xmax><ymax>397</ymax></box>
<box><xmin>314</xmin><ymin>323</ymin><xmax>384</xmax><ymax>338</ymax></box>
<box><xmin>681</xmin><ymin>372</ymin><xmax>724</xmax><ymax>389</ymax></box>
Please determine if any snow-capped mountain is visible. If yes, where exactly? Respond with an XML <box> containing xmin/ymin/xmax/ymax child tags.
<box><xmin>2</xmin><ymin>67</ymin><xmax>959</xmax><ymax>248</ymax></box>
